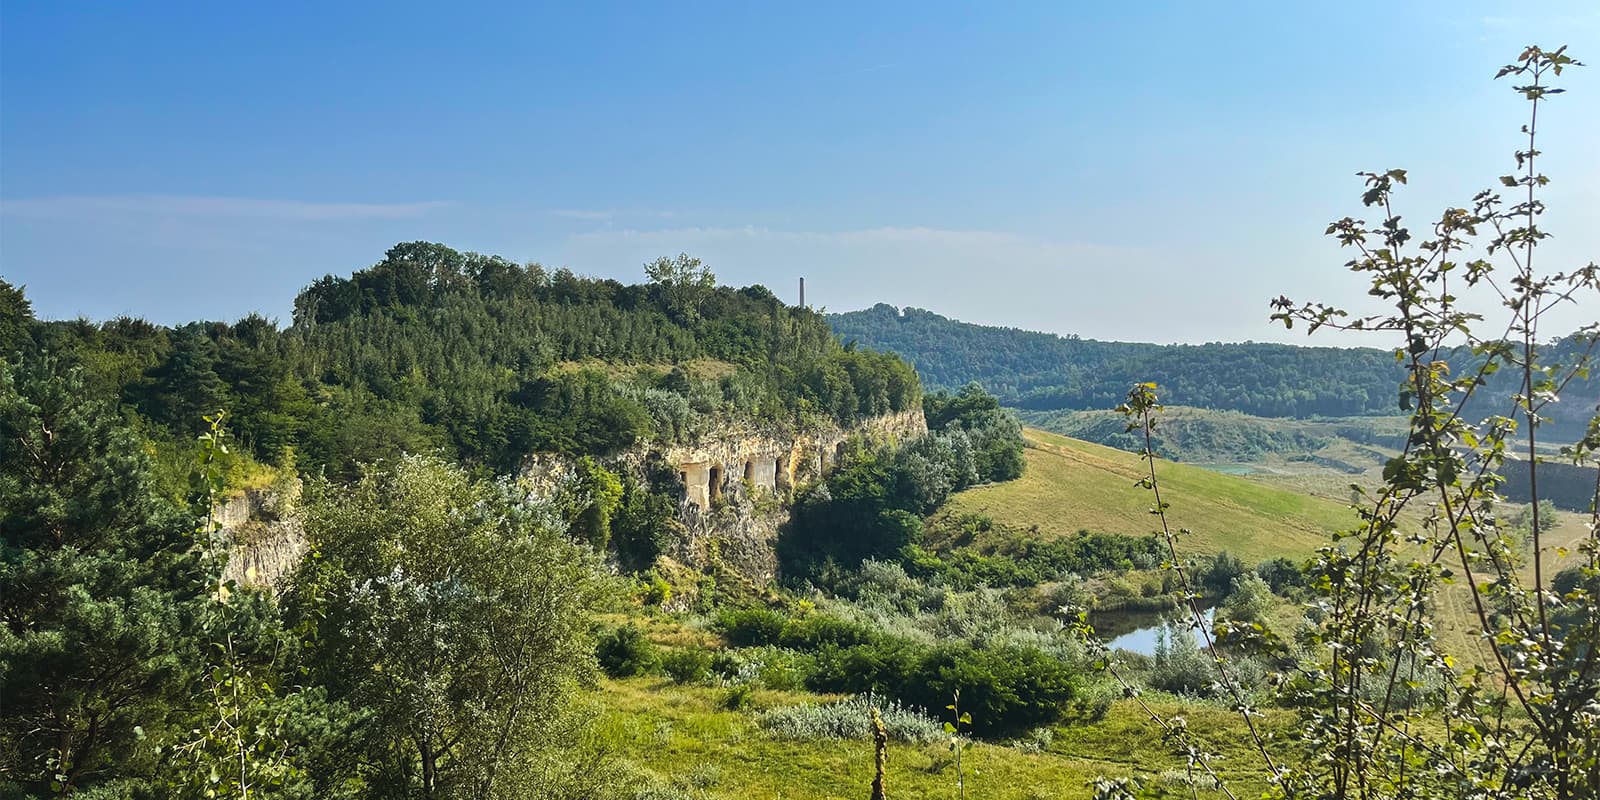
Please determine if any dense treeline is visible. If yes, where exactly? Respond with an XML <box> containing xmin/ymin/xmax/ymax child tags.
<box><xmin>1015</xmin><ymin>406</ymin><xmax>1409</xmax><ymax>464</ymax></box>
<box><xmin>829</xmin><ymin>304</ymin><xmax>1405</xmax><ymax>417</ymax></box>
<box><xmin>2</xmin><ymin>245</ymin><xmax>920</xmax><ymax>482</ymax></box>
<box><xmin>829</xmin><ymin>305</ymin><xmax>1600</xmax><ymax>437</ymax></box>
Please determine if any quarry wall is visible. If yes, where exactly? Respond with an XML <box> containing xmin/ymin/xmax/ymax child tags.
<box><xmin>221</xmin><ymin>408</ymin><xmax>927</xmax><ymax>592</ymax></box>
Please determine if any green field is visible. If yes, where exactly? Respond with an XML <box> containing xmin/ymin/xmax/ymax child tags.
<box><xmin>934</xmin><ymin>428</ymin><xmax>1361</xmax><ymax>562</ymax></box>
<box><xmin>597</xmin><ymin>677</ymin><xmax>1277</xmax><ymax>799</ymax></box>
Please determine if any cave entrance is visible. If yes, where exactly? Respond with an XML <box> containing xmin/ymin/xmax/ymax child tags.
<box><xmin>743</xmin><ymin>460</ymin><xmax>755</xmax><ymax>483</ymax></box>
<box><xmin>709</xmin><ymin>465</ymin><xmax>723</xmax><ymax>502</ymax></box>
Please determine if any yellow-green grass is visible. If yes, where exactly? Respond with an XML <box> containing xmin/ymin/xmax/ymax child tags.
<box><xmin>595</xmin><ymin>677</ymin><xmax>1280</xmax><ymax>799</ymax></box>
<box><xmin>936</xmin><ymin>428</ymin><xmax>1360</xmax><ymax>562</ymax></box>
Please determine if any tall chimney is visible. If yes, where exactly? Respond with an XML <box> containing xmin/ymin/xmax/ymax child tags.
<box><xmin>799</xmin><ymin>277</ymin><xmax>806</xmax><ymax>309</ymax></box>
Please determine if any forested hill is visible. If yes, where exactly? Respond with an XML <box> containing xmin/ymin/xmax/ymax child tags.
<box><xmin>4</xmin><ymin>243</ymin><xmax>921</xmax><ymax>481</ymax></box>
<box><xmin>828</xmin><ymin>304</ymin><xmax>1404</xmax><ymax>417</ymax></box>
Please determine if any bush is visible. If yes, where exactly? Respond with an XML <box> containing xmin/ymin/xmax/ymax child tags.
<box><xmin>716</xmin><ymin>607</ymin><xmax>788</xmax><ymax>647</ymax></box>
<box><xmin>717</xmin><ymin>607</ymin><xmax>878</xmax><ymax>651</ymax></box>
<box><xmin>778</xmin><ymin>614</ymin><xmax>877</xmax><ymax>650</ymax></box>
<box><xmin>721</xmin><ymin>682</ymin><xmax>755</xmax><ymax>710</ymax></box>
<box><xmin>709</xmin><ymin>649</ymin><xmax>749</xmax><ymax>682</ymax></box>
<box><xmin>757</xmin><ymin>695</ymin><xmax>945</xmax><ymax>744</ymax></box>
<box><xmin>597</xmin><ymin>623</ymin><xmax>658</xmax><ymax>678</ymax></box>
<box><xmin>1201</xmin><ymin>550</ymin><xmax>1248</xmax><ymax>598</ymax></box>
<box><xmin>1145</xmin><ymin>621</ymin><xmax>1212</xmax><ymax>696</ymax></box>
<box><xmin>1221</xmin><ymin>572</ymin><xmax>1275</xmax><ymax>626</ymax></box>
<box><xmin>1015</xmin><ymin>726</ymin><xmax>1056</xmax><ymax>754</ymax></box>
<box><xmin>805</xmin><ymin>638</ymin><xmax>1077</xmax><ymax>738</ymax></box>
<box><xmin>907</xmin><ymin>644</ymin><xmax>1077</xmax><ymax>738</ymax></box>
<box><xmin>753</xmin><ymin>649</ymin><xmax>813</xmax><ymax>691</ymax></box>
<box><xmin>1254</xmin><ymin>556</ymin><xmax>1304</xmax><ymax>595</ymax></box>
<box><xmin>661</xmin><ymin>648</ymin><xmax>712</xmax><ymax>684</ymax></box>
<box><xmin>920</xmin><ymin>531</ymin><xmax>1164</xmax><ymax>589</ymax></box>
<box><xmin>640</xmin><ymin>571</ymin><xmax>673</xmax><ymax>607</ymax></box>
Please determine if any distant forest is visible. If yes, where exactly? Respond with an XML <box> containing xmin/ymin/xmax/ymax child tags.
<box><xmin>829</xmin><ymin>304</ymin><xmax>1599</xmax><ymax>431</ymax></box>
<box><xmin>1</xmin><ymin>243</ymin><xmax>922</xmax><ymax>482</ymax></box>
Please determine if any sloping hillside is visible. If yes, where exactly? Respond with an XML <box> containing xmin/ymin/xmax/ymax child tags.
<box><xmin>829</xmin><ymin>305</ymin><xmax>1598</xmax><ymax>441</ymax></box>
<box><xmin>830</xmin><ymin>304</ymin><xmax>1401</xmax><ymax>417</ymax></box>
<box><xmin>935</xmin><ymin>428</ymin><xmax>1359</xmax><ymax>562</ymax></box>
<box><xmin>1016</xmin><ymin>405</ymin><xmax>1406</xmax><ymax>464</ymax></box>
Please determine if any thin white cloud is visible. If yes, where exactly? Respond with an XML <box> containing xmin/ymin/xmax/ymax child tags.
<box><xmin>825</xmin><ymin>61</ymin><xmax>899</xmax><ymax>80</ymax></box>
<box><xmin>550</xmin><ymin>208</ymin><xmax>678</xmax><ymax>222</ymax></box>
<box><xmin>551</xmin><ymin>208</ymin><xmax>617</xmax><ymax>221</ymax></box>
<box><xmin>566</xmin><ymin>224</ymin><xmax>1131</xmax><ymax>255</ymax></box>
<box><xmin>0</xmin><ymin>194</ymin><xmax>452</xmax><ymax>221</ymax></box>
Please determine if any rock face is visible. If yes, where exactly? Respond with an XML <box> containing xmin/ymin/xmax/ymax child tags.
<box><xmin>223</xmin><ymin>409</ymin><xmax>928</xmax><ymax>593</ymax></box>
<box><xmin>666</xmin><ymin>408</ymin><xmax>927</xmax><ymax>510</ymax></box>
<box><xmin>216</xmin><ymin>486</ymin><xmax>307</xmax><ymax>592</ymax></box>
<box><xmin>634</xmin><ymin>408</ymin><xmax>926</xmax><ymax>582</ymax></box>
<box><xmin>521</xmin><ymin>409</ymin><xmax>927</xmax><ymax>583</ymax></box>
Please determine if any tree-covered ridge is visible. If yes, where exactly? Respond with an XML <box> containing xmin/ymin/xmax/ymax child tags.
<box><xmin>829</xmin><ymin>303</ymin><xmax>1599</xmax><ymax>436</ymax></box>
<box><xmin>6</xmin><ymin>244</ymin><xmax>921</xmax><ymax>480</ymax></box>
<box><xmin>829</xmin><ymin>304</ymin><xmax>1406</xmax><ymax>417</ymax></box>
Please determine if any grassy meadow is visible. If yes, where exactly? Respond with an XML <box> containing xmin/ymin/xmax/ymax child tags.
<box><xmin>595</xmin><ymin>676</ymin><xmax>1280</xmax><ymax>800</ymax></box>
<box><xmin>934</xmin><ymin>428</ymin><xmax>1360</xmax><ymax>562</ymax></box>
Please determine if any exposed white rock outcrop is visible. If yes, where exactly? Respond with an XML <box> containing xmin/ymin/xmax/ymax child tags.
<box><xmin>223</xmin><ymin>409</ymin><xmax>928</xmax><ymax>593</ymax></box>
<box><xmin>216</xmin><ymin>485</ymin><xmax>306</xmax><ymax>592</ymax></box>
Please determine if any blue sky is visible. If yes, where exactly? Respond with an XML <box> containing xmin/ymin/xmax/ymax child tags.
<box><xmin>2</xmin><ymin>1</ymin><xmax>1596</xmax><ymax>344</ymax></box>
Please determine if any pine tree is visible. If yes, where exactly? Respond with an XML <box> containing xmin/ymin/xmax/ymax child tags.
<box><xmin>146</xmin><ymin>325</ymin><xmax>229</xmax><ymax>435</ymax></box>
<box><xmin>0</xmin><ymin>278</ymin><xmax>33</xmax><ymax>360</ymax></box>
<box><xmin>0</xmin><ymin>358</ymin><xmax>207</xmax><ymax>796</ymax></box>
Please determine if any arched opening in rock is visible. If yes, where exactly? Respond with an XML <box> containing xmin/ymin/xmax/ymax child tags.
<box><xmin>774</xmin><ymin>457</ymin><xmax>789</xmax><ymax>491</ymax></box>
<box><xmin>743</xmin><ymin>460</ymin><xmax>755</xmax><ymax>483</ymax></box>
<box><xmin>679</xmin><ymin>462</ymin><xmax>712</xmax><ymax>510</ymax></box>
<box><xmin>709</xmin><ymin>465</ymin><xmax>723</xmax><ymax>502</ymax></box>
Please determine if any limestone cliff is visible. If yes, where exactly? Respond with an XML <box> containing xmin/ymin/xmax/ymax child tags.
<box><xmin>664</xmin><ymin>409</ymin><xmax>926</xmax><ymax>582</ymax></box>
<box><xmin>524</xmin><ymin>409</ymin><xmax>927</xmax><ymax>584</ymax></box>
<box><xmin>223</xmin><ymin>409</ymin><xmax>927</xmax><ymax>593</ymax></box>
<box><xmin>216</xmin><ymin>485</ymin><xmax>307</xmax><ymax>592</ymax></box>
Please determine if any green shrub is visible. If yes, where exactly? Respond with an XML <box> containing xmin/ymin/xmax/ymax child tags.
<box><xmin>753</xmin><ymin>649</ymin><xmax>813</xmax><ymax>691</ymax></box>
<box><xmin>721</xmin><ymin>682</ymin><xmax>755</xmax><ymax>710</ymax></box>
<box><xmin>640</xmin><ymin>571</ymin><xmax>672</xmax><ymax>607</ymax></box>
<box><xmin>661</xmin><ymin>648</ymin><xmax>712</xmax><ymax>684</ymax></box>
<box><xmin>596</xmin><ymin>623</ymin><xmax>658</xmax><ymax>678</ymax></box>
<box><xmin>807</xmin><ymin>639</ymin><xmax>922</xmax><ymax>697</ymax></box>
<box><xmin>757</xmin><ymin>695</ymin><xmax>944</xmax><ymax>744</ymax></box>
<box><xmin>1201</xmin><ymin>550</ymin><xmax>1248</xmax><ymax>598</ymax></box>
<box><xmin>805</xmin><ymin>637</ymin><xmax>1077</xmax><ymax>738</ymax></box>
<box><xmin>778</xmin><ymin>614</ymin><xmax>877</xmax><ymax>650</ymax></box>
<box><xmin>1255</xmin><ymin>556</ymin><xmax>1304</xmax><ymax>594</ymax></box>
<box><xmin>709</xmin><ymin>649</ymin><xmax>749</xmax><ymax>682</ymax></box>
<box><xmin>715</xmin><ymin>607</ymin><xmax>787</xmax><ymax>647</ymax></box>
<box><xmin>1016</xmin><ymin>726</ymin><xmax>1055</xmax><ymax>754</ymax></box>
<box><xmin>1145</xmin><ymin>621</ymin><xmax>1211</xmax><ymax>696</ymax></box>
<box><xmin>907</xmin><ymin>644</ymin><xmax>1077</xmax><ymax>738</ymax></box>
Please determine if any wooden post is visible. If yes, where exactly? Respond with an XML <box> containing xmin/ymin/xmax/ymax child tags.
<box><xmin>869</xmin><ymin>706</ymin><xmax>888</xmax><ymax>800</ymax></box>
